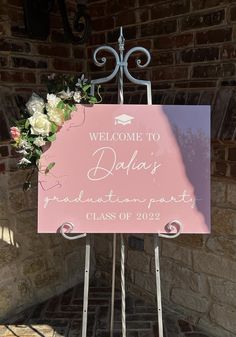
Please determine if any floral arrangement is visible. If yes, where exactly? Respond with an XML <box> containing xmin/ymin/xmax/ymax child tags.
<box><xmin>10</xmin><ymin>74</ymin><xmax>101</xmax><ymax>190</ymax></box>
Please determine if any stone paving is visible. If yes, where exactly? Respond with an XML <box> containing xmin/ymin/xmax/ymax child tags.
<box><xmin>0</xmin><ymin>282</ymin><xmax>211</xmax><ymax>337</ymax></box>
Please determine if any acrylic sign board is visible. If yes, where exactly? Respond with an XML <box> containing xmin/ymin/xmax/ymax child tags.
<box><xmin>38</xmin><ymin>104</ymin><xmax>211</xmax><ymax>234</ymax></box>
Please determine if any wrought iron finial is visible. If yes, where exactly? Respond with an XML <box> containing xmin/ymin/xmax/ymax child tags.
<box><xmin>118</xmin><ymin>26</ymin><xmax>125</xmax><ymax>52</ymax></box>
<box><xmin>90</xmin><ymin>27</ymin><xmax>152</xmax><ymax>104</ymax></box>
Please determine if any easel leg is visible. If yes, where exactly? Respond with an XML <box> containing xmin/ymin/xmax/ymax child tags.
<box><xmin>120</xmin><ymin>234</ymin><xmax>126</xmax><ymax>337</ymax></box>
<box><xmin>154</xmin><ymin>234</ymin><xmax>164</xmax><ymax>337</ymax></box>
<box><xmin>110</xmin><ymin>233</ymin><xmax>117</xmax><ymax>337</ymax></box>
<box><xmin>82</xmin><ymin>234</ymin><xmax>90</xmax><ymax>337</ymax></box>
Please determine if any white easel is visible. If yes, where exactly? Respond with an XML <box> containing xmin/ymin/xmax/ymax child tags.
<box><xmin>60</xmin><ymin>27</ymin><xmax>183</xmax><ymax>337</ymax></box>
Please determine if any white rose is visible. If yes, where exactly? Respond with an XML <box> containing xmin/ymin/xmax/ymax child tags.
<box><xmin>73</xmin><ymin>91</ymin><xmax>82</xmax><ymax>103</ymax></box>
<box><xmin>29</xmin><ymin>113</ymin><xmax>51</xmax><ymax>136</ymax></box>
<box><xmin>47</xmin><ymin>106</ymin><xmax>64</xmax><ymax>126</ymax></box>
<box><xmin>47</xmin><ymin>93</ymin><xmax>61</xmax><ymax>108</ymax></box>
<box><xmin>26</xmin><ymin>93</ymin><xmax>45</xmax><ymax>115</ymax></box>
<box><xmin>33</xmin><ymin>137</ymin><xmax>46</xmax><ymax>147</ymax></box>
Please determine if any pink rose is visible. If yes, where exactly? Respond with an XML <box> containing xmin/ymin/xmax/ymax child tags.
<box><xmin>10</xmin><ymin>127</ymin><xmax>21</xmax><ymax>141</ymax></box>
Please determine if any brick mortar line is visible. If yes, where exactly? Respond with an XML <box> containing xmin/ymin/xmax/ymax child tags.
<box><xmin>90</xmin><ymin>23</ymin><xmax>229</xmax><ymax>37</ymax></box>
<box><xmin>88</xmin><ymin>3</ymin><xmax>232</xmax><ymax>18</ymax></box>
<box><xmin>0</xmin><ymin>51</ymin><xmax>79</xmax><ymax>58</ymax></box>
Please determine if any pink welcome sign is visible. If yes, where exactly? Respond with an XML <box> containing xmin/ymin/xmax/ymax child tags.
<box><xmin>38</xmin><ymin>104</ymin><xmax>210</xmax><ymax>234</ymax></box>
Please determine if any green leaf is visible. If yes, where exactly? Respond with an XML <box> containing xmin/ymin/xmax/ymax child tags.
<box><xmin>67</xmin><ymin>103</ymin><xmax>75</xmax><ymax>112</ymax></box>
<box><xmin>28</xmin><ymin>136</ymin><xmax>37</xmax><ymax>142</ymax></box>
<box><xmin>57</xmin><ymin>100</ymin><xmax>64</xmax><ymax>109</ymax></box>
<box><xmin>89</xmin><ymin>96</ymin><xmax>98</xmax><ymax>104</ymax></box>
<box><xmin>35</xmin><ymin>148</ymin><xmax>43</xmax><ymax>157</ymax></box>
<box><xmin>64</xmin><ymin>109</ymin><xmax>71</xmax><ymax>121</ymax></box>
<box><xmin>16</xmin><ymin>119</ymin><xmax>26</xmax><ymax>127</ymax></box>
<box><xmin>51</xmin><ymin>123</ymin><xmax>57</xmax><ymax>133</ymax></box>
<box><xmin>45</xmin><ymin>162</ymin><xmax>55</xmax><ymax>174</ymax></box>
<box><xmin>82</xmin><ymin>84</ymin><xmax>91</xmax><ymax>92</ymax></box>
<box><xmin>25</xmin><ymin>119</ymin><xmax>30</xmax><ymax>128</ymax></box>
<box><xmin>47</xmin><ymin>133</ymin><xmax>56</xmax><ymax>142</ymax></box>
<box><xmin>63</xmin><ymin>103</ymin><xmax>75</xmax><ymax>120</ymax></box>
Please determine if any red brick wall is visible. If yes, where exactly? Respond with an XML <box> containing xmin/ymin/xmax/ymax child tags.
<box><xmin>1</xmin><ymin>0</ymin><xmax>236</xmax><ymax>177</ymax></box>
<box><xmin>86</xmin><ymin>0</ymin><xmax>236</xmax><ymax>178</ymax></box>
<box><xmin>0</xmin><ymin>0</ymin><xmax>86</xmax><ymax>141</ymax></box>
<box><xmin>0</xmin><ymin>0</ymin><xmax>87</xmax><ymax>172</ymax></box>
<box><xmin>86</xmin><ymin>0</ymin><xmax>236</xmax><ymax>139</ymax></box>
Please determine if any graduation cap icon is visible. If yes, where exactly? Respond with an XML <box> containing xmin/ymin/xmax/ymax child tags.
<box><xmin>115</xmin><ymin>114</ymin><xmax>134</xmax><ymax>125</ymax></box>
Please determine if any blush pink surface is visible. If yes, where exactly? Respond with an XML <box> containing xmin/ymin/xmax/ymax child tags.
<box><xmin>38</xmin><ymin>104</ymin><xmax>210</xmax><ymax>234</ymax></box>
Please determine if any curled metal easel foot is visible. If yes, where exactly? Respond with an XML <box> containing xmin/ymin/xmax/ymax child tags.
<box><xmin>60</xmin><ymin>222</ymin><xmax>86</xmax><ymax>240</ymax></box>
<box><xmin>155</xmin><ymin>220</ymin><xmax>183</xmax><ymax>337</ymax></box>
<box><xmin>160</xmin><ymin>220</ymin><xmax>183</xmax><ymax>239</ymax></box>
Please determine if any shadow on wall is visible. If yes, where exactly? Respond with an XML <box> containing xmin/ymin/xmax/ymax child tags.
<box><xmin>1</xmin><ymin>284</ymin><xmax>88</xmax><ymax>336</ymax></box>
<box><xmin>0</xmin><ymin>168</ymin><xmax>95</xmax><ymax>323</ymax></box>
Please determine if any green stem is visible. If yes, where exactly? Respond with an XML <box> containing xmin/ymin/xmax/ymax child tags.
<box><xmin>96</xmin><ymin>85</ymin><xmax>103</xmax><ymax>103</ymax></box>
